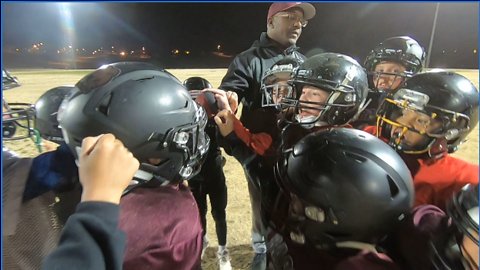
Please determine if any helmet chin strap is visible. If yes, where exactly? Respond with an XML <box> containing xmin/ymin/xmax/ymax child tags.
<box><xmin>133</xmin><ymin>169</ymin><xmax>154</xmax><ymax>182</ymax></box>
<box><xmin>294</xmin><ymin>114</ymin><xmax>328</xmax><ymax>129</ymax></box>
<box><xmin>295</xmin><ymin>114</ymin><xmax>316</xmax><ymax>125</ymax></box>
<box><xmin>389</xmin><ymin>129</ymin><xmax>447</xmax><ymax>160</ymax></box>
<box><xmin>286</xmin><ymin>226</ymin><xmax>380</xmax><ymax>253</ymax></box>
<box><xmin>122</xmin><ymin>168</ymin><xmax>171</xmax><ymax>196</ymax></box>
<box><xmin>349</xmin><ymin>97</ymin><xmax>371</xmax><ymax>124</ymax></box>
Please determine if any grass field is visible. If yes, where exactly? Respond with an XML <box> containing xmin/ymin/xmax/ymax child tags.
<box><xmin>3</xmin><ymin>68</ymin><xmax>478</xmax><ymax>269</ymax></box>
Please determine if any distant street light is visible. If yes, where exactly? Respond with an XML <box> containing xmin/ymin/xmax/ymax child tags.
<box><xmin>425</xmin><ymin>3</ymin><xmax>440</xmax><ymax>68</ymax></box>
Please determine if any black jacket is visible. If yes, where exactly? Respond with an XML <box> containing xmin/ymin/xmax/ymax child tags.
<box><xmin>220</xmin><ymin>32</ymin><xmax>305</xmax><ymax>137</ymax></box>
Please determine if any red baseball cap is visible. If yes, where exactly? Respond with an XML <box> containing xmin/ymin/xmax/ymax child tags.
<box><xmin>267</xmin><ymin>2</ymin><xmax>316</xmax><ymax>22</ymax></box>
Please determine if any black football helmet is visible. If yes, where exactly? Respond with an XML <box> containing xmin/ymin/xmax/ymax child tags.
<box><xmin>364</xmin><ymin>36</ymin><xmax>425</xmax><ymax>93</ymax></box>
<box><xmin>376</xmin><ymin>71</ymin><xmax>478</xmax><ymax>156</ymax></box>
<box><xmin>430</xmin><ymin>184</ymin><xmax>479</xmax><ymax>270</ymax></box>
<box><xmin>183</xmin><ymin>76</ymin><xmax>213</xmax><ymax>91</ymax></box>
<box><xmin>275</xmin><ymin>128</ymin><xmax>414</xmax><ymax>248</ymax></box>
<box><xmin>35</xmin><ymin>86</ymin><xmax>74</xmax><ymax>144</ymax></box>
<box><xmin>261</xmin><ymin>57</ymin><xmax>300</xmax><ymax>109</ymax></box>
<box><xmin>281</xmin><ymin>53</ymin><xmax>369</xmax><ymax>128</ymax></box>
<box><xmin>183</xmin><ymin>77</ymin><xmax>219</xmax><ymax>118</ymax></box>
<box><xmin>2</xmin><ymin>69</ymin><xmax>38</xmax><ymax>144</ymax></box>
<box><xmin>59</xmin><ymin>62</ymin><xmax>210</xmax><ymax>187</ymax></box>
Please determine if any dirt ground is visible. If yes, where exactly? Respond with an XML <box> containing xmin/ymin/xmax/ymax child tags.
<box><xmin>3</xmin><ymin>68</ymin><xmax>478</xmax><ymax>269</ymax></box>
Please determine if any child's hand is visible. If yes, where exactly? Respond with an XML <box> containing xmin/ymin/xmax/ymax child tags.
<box><xmin>203</xmin><ymin>89</ymin><xmax>238</xmax><ymax>113</ymax></box>
<box><xmin>214</xmin><ymin>110</ymin><xmax>236</xmax><ymax>137</ymax></box>
<box><xmin>79</xmin><ymin>134</ymin><xmax>139</xmax><ymax>204</ymax></box>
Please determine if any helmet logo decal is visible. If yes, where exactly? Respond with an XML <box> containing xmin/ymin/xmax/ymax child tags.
<box><xmin>75</xmin><ymin>65</ymin><xmax>120</xmax><ymax>93</ymax></box>
<box><xmin>345</xmin><ymin>65</ymin><xmax>358</xmax><ymax>82</ymax></box>
<box><xmin>271</xmin><ymin>63</ymin><xmax>294</xmax><ymax>73</ymax></box>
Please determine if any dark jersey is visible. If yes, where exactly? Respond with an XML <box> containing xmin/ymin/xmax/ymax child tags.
<box><xmin>119</xmin><ymin>184</ymin><xmax>203</xmax><ymax>270</ymax></box>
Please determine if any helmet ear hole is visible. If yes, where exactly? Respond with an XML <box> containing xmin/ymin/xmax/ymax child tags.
<box><xmin>387</xmin><ymin>175</ymin><xmax>400</xmax><ymax>198</ymax></box>
<box><xmin>98</xmin><ymin>93</ymin><xmax>113</xmax><ymax>116</ymax></box>
<box><xmin>3</xmin><ymin>123</ymin><xmax>17</xmax><ymax>138</ymax></box>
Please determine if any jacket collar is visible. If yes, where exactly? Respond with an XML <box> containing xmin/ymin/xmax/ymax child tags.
<box><xmin>252</xmin><ymin>32</ymin><xmax>300</xmax><ymax>56</ymax></box>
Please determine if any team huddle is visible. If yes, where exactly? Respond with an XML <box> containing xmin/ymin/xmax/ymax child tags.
<box><xmin>2</xmin><ymin>2</ymin><xmax>478</xmax><ymax>270</ymax></box>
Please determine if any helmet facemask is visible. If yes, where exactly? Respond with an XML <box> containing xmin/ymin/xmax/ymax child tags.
<box><xmin>261</xmin><ymin>64</ymin><xmax>297</xmax><ymax>110</ymax></box>
<box><xmin>261</xmin><ymin>80</ymin><xmax>295</xmax><ymax>110</ymax></box>
<box><xmin>369</xmin><ymin>68</ymin><xmax>410</xmax><ymax>94</ymax></box>
<box><xmin>282</xmin><ymin>75</ymin><xmax>359</xmax><ymax>129</ymax></box>
<box><xmin>377</xmin><ymin>88</ymin><xmax>470</xmax><ymax>157</ymax></box>
<box><xmin>165</xmin><ymin>103</ymin><xmax>210</xmax><ymax>180</ymax></box>
<box><xmin>130</xmin><ymin>102</ymin><xmax>210</xmax><ymax>190</ymax></box>
<box><xmin>368</xmin><ymin>58</ymin><xmax>413</xmax><ymax>93</ymax></box>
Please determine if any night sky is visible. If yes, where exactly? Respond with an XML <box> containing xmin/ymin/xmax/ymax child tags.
<box><xmin>2</xmin><ymin>2</ymin><xmax>479</xmax><ymax>68</ymax></box>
